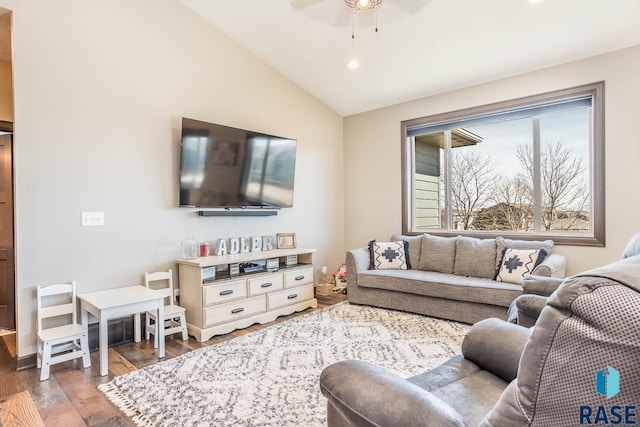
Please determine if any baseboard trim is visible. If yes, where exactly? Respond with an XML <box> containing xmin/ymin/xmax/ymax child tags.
<box><xmin>17</xmin><ymin>353</ymin><xmax>37</xmax><ymax>371</ymax></box>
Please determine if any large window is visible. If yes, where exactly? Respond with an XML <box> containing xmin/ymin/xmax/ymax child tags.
<box><xmin>401</xmin><ymin>82</ymin><xmax>604</xmax><ymax>246</ymax></box>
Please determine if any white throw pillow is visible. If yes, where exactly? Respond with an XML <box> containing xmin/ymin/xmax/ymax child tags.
<box><xmin>496</xmin><ymin>248</ymin><xmax>548</xmax><ymax>284</ymax></box>
<box><xmin>368</xmin><ymin>240</ymin><xmax>411</xmax><ymax>270</ymax></box>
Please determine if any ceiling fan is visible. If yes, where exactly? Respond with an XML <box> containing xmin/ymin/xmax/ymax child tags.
<box><xmin>291</xmin><ymin>0</ymin><xmax>427</xmax><ymax>29</ymax></box>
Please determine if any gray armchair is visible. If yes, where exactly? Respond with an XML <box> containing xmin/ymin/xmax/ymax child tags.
<box><xmin>507</xmin><ymin>274</ymin><xmax>564</xmax><ymax>327</ymax></box>
<box><xmin>509</xmin><ymin>231</ymin><xmax>640</xmax><ymax>328</ymax></box>
<box><xmin>321</xmin><ymin>319</ymin><xmax>529</xmax><ymax>427</ymax></box>
<box><xmin>320</xmin><ymin>255</ymin><xmax>640</xmax><ymax>426</ymax></box>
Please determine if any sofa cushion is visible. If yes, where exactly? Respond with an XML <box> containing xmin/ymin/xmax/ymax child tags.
<box><xmin>357</xmin><ymin>269</ymin><xmax>521</xmax><ymax>307</ymax></box>
<box><xmin>453</xmin><ymin>236</ymin><xmax>497</xmax><ymax>279</ymax></box>
<box><xmin>495</xmin><ymin>248</ymin><xmax>548</xmax><ymax>284</ymax></box>
<box><xmin>391</xmin><ymin>234</ymin><xmax>423</xmax><ymax>269</ymax></box>
<box><xmin>495</xmin><ymin>236</ymin><xmax>554</xmax><ymax>271</ymax></box>
<box><xmin>419</xmin><ymin>234</ymin><xmax>456</xmax><ymax>274</ymax></box>
<box><xmin>429</xmin><ymin>371</ymin><xmax>509</xmax><ymax>427</ymax></box>
<box><xmin>407</xmin><ymin>355</ymin><xmax>481</xmax><ymax>392</ymax></box>
<box><xmin>368</xmin><ymin>240</ymin><xmax>411</xmax><ymax>270</ymax></box>
<box><xmin>409</xmin><ymin>357</ymin><xmax>509</xmax><ymax>427</ymax></box>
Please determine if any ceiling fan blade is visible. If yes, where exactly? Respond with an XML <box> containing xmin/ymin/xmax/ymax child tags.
<box><xmin>290</xmin><ymin>0</ymin><xmax>324</xmax><ymax>11</ymax></box>
<box><xmin>332</xmin><ymin>6</ymin><xmax>353</xmax><ymax>27</ymax></box>
<box><xmin>393</xmin><ymin>0</ymin><xmax>428</xmax><ymax>14</ymax></box>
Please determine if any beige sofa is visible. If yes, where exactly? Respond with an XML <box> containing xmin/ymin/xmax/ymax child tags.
<box><xmin>346</xmin><ymin>234</ymin><xmax>566</xmax><ymax>324</ymax></box>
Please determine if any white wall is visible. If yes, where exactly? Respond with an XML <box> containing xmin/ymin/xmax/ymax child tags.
<box><xmin>345</xmin><ymin>45</ymin><xmax>640</xmax><ymax>277</ymax></box>
<box><xmin>3</xmin><ymin>0</ymin><xmax>344</xmax><ymax>357</ymax></box>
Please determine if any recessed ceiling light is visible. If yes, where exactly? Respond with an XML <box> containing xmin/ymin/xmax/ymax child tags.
<box><xmin>347</xmin><ymin>59</ymin><xmax>360</xmax><ymax>69</ymax></box>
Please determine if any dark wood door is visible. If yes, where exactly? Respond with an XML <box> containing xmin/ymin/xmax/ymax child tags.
<box><xmin>0</xmin><ymin>134</ymin><xmax>15</xmax><ymax>329</ymax></box>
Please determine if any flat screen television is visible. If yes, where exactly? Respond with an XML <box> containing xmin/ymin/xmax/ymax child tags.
<box><xmin>179</xmin><ymin>118</ymin><xmax>296</xmax><ymax>208</ymax></box>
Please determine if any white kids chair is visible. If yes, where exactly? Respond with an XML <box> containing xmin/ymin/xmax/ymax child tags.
<box><xmin>36</xmin><ymin>281</ymin><xmax>91</xmax><ymax>381</ymax></box>
<box><xmin>144</xmin><ymin>269</ymin><xmax>188</xmax><ymax>347</ymax></box>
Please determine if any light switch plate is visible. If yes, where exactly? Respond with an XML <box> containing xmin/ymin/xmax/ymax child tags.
<box><xmin>81</xmin><ymin>211</ymin><xmax>104</xmax><ymax>226</ymax></box>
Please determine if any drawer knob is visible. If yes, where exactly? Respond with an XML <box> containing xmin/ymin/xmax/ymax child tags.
<box><xmin>231</xmin><ymin>307</ymin><xmax>245</xmax><ymax>314</ymax></box>
<box><xmin>261</xmin><ymin>282</ymin><xmax>273</xmax><ymax>288</ymax></box>
<box><xmin>295</xmin><ymin>275</ymin><xmax>305</xmax><ymax>281</ymax></box>
<box><xmin>287</xmin><ymin>294</ymin><xmax>298</xmax><ymax>300</ymax></box>
<box><xmin>220</xmin><ymin>289</ymin><xmax>234</xmax><ymax>296</ymax></box>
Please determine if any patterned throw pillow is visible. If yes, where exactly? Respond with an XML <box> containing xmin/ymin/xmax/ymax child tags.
<box><xmin>368</xmin><ymin>240</ymin><xmax>411</xmax><ymax>270</ymax></box>
<box><xmin>494</xmin><ymin>236</ymin><xmax>554</xmax><ymax>271</ymax></box>
<box><xmin>496</xmin><ymin>248</ymin><xmax>549</xmax><ymax>284</ymax></box>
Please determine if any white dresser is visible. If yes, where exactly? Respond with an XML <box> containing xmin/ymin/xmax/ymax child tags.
<box><xmin>177</xmin><ymin>248</ymin><xmax>317</xmax><ymax>342</ymax></box>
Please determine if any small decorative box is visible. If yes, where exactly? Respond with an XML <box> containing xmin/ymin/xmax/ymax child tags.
<box><xmin>229</xmin><ymin>263</ymin><xmax>240</xmax><ymax>276</ymax></box>
<box><xmin>266</xmin><ymin>258</ymin><xmax>279</xmax><ymax>272</ymax></box>
<box><xmin>315</xmin><ymin>284</ymin><xmax>333</xmax><ymax>296</ymax></box>
<box><xmin>202</xmin><ymin>266</ymin><xmax>216</xmax><ymax>282</ymax></box>
<box><xmin>286</xmin><ymin>255</ymin><xmax>298</xmax><ymax>266</ymax></box>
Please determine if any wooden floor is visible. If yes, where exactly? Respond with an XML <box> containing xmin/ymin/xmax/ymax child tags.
<box><xmin>0</xmin><ymin>293</ymin><xmax>347</xmax><ymax>426</ymax></box>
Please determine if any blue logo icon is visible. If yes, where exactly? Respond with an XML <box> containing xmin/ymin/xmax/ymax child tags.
<box><xmin>596</xmin><ymin>366</ymin><xmax>620</xmax><ymax>399</ymax></box>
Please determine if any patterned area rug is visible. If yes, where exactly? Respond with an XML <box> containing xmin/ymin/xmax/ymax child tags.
<box><xmin>99</xmin><ymin>302</ymin><xmax>469</xmax><ymax>426</ymax></box>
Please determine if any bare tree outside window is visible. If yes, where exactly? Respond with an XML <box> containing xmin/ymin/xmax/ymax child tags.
<box><xmin>448</xmin><ymin>141</ymin><xmax>588</xmax><ymax>233</ymax></box>
<box><xmin>482</xmin><ymin>176</ymin><xmax>534</xmax><ymax>231</ymax></box>
<box><xmin>449</xmin><ymin>151</ymin><xmax>495</xmax><ymax>230</ymax></box>
<box><xmin>517</xmin><ymin>141</ymin><xmax>590</xmax><ymax>231</ymax></box>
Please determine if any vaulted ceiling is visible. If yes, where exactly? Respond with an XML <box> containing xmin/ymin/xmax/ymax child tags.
<box><xmin>178</xmin><ymin>0</ymin><xmax>640</xmax><ymax>116</ymax></box>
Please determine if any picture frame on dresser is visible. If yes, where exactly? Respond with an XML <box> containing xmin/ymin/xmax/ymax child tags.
<box><xmin>277</xmin><ymin>233</ymin><xmax>296</xmax><ymax>249</ymax></box>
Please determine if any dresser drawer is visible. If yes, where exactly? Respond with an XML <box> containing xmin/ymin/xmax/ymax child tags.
<box><xmin>203</xmin><ymin>279</ymin><xmax>247</xmax><ymax>306</ymax></box>
<box><xmin>204</xmin><ymin>295</ymin><xmax>266</xmax><ymax>327</ymax></box>
<box><xmin>267</xmin><ymin>284</ymin><xmax>314</xmax><ymax>311</ymax></box>
<box><xmin>284</xmin><ymin>267</ymin><xmax>313</xmax><ymax>289</ymax></box>
<box><xmin>247</xmin><ymin>273</ymin><xmax>283</xmax><ymax>297</ymax></box>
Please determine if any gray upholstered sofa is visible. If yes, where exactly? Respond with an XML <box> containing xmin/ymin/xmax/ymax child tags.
<box><xmin>347</xmin><ymin>234</ymin><xmax>566</xmax><ymax>324</ymax></box>
<box><xmin>321</xmin><ymin>255</ymin><xmax>640</xmax><ymax>426</ymax></box>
